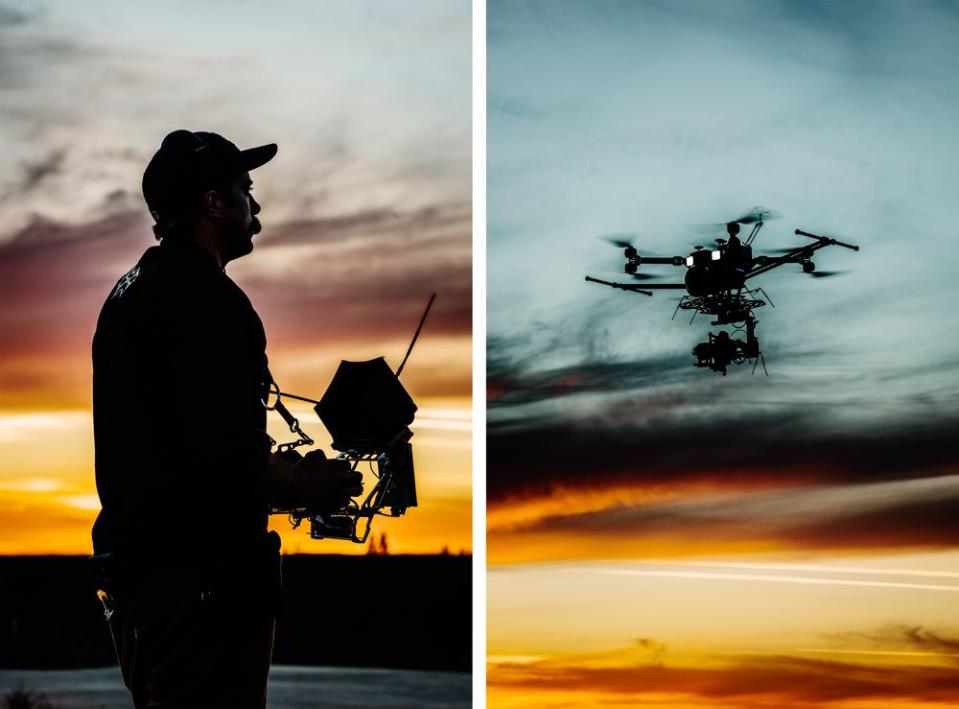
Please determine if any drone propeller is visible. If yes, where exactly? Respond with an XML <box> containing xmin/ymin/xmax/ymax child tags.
<box><xmin>732</xmin><ymin>207</ymin><xmax>782</xmax><ymax>225</ymax></box>
<box><xmin>589</xmin><ymin>265</ymin><xmax>660</xmax><ymax>280</ymax></box>
<box><xmin>598</xmin><ymin>233</ymin><xmax>641</xmax><ymax>248</ymax></box>
<box><xmin>690</xmin><ymin>206</ymin><xmax>782</xmax><ymax>235</ymax></box>
<box><xmin>807</xmin><ymin>270</ymin><xmax>849</xmax><ymax>279</ymax></box>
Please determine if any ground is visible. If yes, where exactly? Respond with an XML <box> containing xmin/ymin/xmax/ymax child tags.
<box><xmin>0</xmin><ymin>666</ymin><xmax>471</xmax><ymax>708</ymax></box>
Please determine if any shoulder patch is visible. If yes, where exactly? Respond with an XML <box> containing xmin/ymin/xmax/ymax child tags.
<box><xmin>109</xmin><ymin>265</ymin><xmax>141</xmax><ymax>301</ymax></box>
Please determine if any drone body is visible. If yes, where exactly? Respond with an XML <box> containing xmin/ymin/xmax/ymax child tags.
<box><xmin>585</xmin><ymin>208</ymin><xmax>859</xmax><ymax>374</ymax></box>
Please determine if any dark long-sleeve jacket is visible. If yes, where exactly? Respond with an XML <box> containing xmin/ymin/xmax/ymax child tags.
<box><xmin>92</xmin><ymin>238</ymin><xmax>271</xmax><ymax>570</ymax></box>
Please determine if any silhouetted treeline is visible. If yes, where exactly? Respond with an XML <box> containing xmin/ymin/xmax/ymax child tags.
<box><xmin>0</xmin><ymin>555</ymin><xmax>470</xmax><ymax>672</ymax></box>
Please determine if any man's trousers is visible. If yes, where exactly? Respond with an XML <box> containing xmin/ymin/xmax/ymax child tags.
<box><xmin>106</xmin><ymin>533</ymin><xmax>282</xmax><ymax>709</ymax></box>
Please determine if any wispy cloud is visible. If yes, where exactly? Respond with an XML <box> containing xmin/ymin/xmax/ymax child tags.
<box><xmin>490</xmin><ymin>624</ymin><xmax>959</xmax><ymax>703</ymax></box>
<box><xmin>491</xmin><ymin>475</ymin><xmax>959</xmax><ymax>559</ymax></box>
<box><xmin>573</xmin><ymin>567</ymin><xmax>959</xmax><ymax>594</ymax></box>
<box><xmin>831</xmin><ymin>624</ymin><xmax>959</xmax><ymax>655</ymax></box>
<box><xmin>489</xmin><ymin>653</ymin><xmax>959</xmax><ymax>704</ymax></box>
<box><xmin>17</xmin><ymin>148</ymin><xmax>66</xmax><ymax>193</ymax></box>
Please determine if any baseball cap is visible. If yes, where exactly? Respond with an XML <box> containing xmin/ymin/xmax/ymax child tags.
<box><xmin>142</xmin><ymin>130</ymin><xmax>277</xmax><ymax>221</ymax></box>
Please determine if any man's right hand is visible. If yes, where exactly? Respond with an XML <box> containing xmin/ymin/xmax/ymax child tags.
<box><xmin>267</xmin><ymin>450</ymin><xmax>363</xmax><ymax>514</ymax></box>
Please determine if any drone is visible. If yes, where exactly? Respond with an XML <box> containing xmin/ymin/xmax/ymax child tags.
<box><xmin>584</xmin><ymin>207</ymin><xmax>859</xmax><ymax>374</ymax></box>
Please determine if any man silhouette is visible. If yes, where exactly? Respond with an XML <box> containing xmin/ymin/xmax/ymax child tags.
<box><xmin>91</xmin><ymin>130</ymin><xmax>361</xmax><ymax>708</ymax></box>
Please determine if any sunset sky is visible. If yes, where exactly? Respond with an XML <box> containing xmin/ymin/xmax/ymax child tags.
<box><xmin>0</xmin><ymin>0</ymin><xmax>471</xmax><ymax>555</ymax></box>
<box><xmin>488</xmin><ymin>1</ymin><xmax>959</xmax><ymax>706</ymax></box>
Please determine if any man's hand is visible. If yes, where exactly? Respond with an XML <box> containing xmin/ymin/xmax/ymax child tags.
<box><xmin>267</xmin><ymin>450</ymin><xmax>363</xmax><ymax>514</ymax></box>
<box><xmin>298</xmin><ymin>450</ymin><xmax>363</xmax><ymax>510</ymax></box>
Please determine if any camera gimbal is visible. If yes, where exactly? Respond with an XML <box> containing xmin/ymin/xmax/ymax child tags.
<box><xmin>692</xmin><ymin>311</ymin><xmax>766</xmax><ymax>375</ymax></box>
<box><xmin>266</xmin><ymin>294</ymin><xmax>433</xmax><ymax>543</ymax></box>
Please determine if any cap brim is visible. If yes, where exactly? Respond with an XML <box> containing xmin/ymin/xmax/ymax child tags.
<box><xmin>240</xmin><ymin>143</ymin><xmax>278</xmax><ymax>171</ymax></box>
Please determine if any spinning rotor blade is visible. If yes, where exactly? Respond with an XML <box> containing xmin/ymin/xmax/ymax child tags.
<box><xmin>690</xmin><ymin>207</ymin><xmax>782</xmax><ymax>234</ymax></box>
<box><xmin>598</xmin><ymin>233</ymin><xmax>641</xmax><ymax>248</ymax></box>
<box><xmin>808</xmin><ymin>270</ymin><xmax>849</xmax><ymax>278</ymax></box>
<box><xmin>589</xmin><ymin>267</ymin><xmax>659</xmax><ymax>280</ymax></box>
<box><xmin>733</xmin><ymin>207</ymin><xmax>782</xmax><ymax>224</ymax></box>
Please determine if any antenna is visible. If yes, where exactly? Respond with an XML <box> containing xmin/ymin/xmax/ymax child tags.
<box><xmin>266</xmin><ymin>292</ymin><xmax>437</xmax><ymax>406</ymax></box>
<box><xmin>396</xmin><ymin>293</ymin><xmax>436</xmax><ymax>378</ymax></box>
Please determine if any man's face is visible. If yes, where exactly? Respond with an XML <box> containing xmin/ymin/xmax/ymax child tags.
<box><xmin>218</xmin><ymin>171</ymin><xmax>261</xmax><ymax>263</ymax></box>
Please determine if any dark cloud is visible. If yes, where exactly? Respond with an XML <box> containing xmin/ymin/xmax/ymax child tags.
<box><xmin>0</xmin><ymin>26</ymin><xmax>82</xmax><ymax>92</ymax></box>
<box><xmin>487</xmin><ymin>280</ymin><xmax>959</xmax><ymax>410</ymax></box>
<box><xmin>488</xmin><ymin>401</ymin><xmax>959</xmax><ymax>503</ymax></box>
<box><xmin>242</xmin><ymin>256</ymin><xmax>470</xmax><ymax>346</ymax></box>
<box><xmin>0</xmin><ymin>210</ymin><xmax>148</xmax><ymax>354</ymax></box>
<box><xmin>832</xmin><ymin>624</ymin><xmax>959</xmax><ymax>656</ymax></box>
<box><xmin>258</xmin><ymin>202</ymin><xmax>471</xmax><ymax>250</ymax></box>
<box><xmin>633</xmin><ymin>637</ymin><xmax>666</xmax><ymax>665</ymax></box>
<box><xmin>488</xmin><ymin>347</ymin><xmax>694</xmax><ymax>407</ymax></box>
<box><xmin>490</xmin><ymin>653</ymin><xmax>959</xmax><ymax>703</ymax></box>
<box><xmin>787</xmin><ymin>492</ymin><xmax>959</xmax><ymax>551</ymax></box>
<box><xmin>486</xmin><ymin>315</ymin><xmax>860</xmax><ymax>415</ymax></box>
<box><xmin>0</xmin><ymin>3</ymin><xmax>32</xmax><ymax>27</ymax></box>
<box><xmin>0</xmin><ymin>201</ymin><xmax>471</xmax><ymax>351</ymax></box>
<box><xmin>238</xmin><ymin>202</ymin><xmax>472</xmax><ymax>343</ymax></box>
<box><xmin>504</xmin><ymin>474</ymin><xmax>959</xmax><ymax>553</ymax></box>
<box><xmin>17</xmin><ymin>149</ymin><xmax>66</xmax><ymax>193</ymax></box>
<box><xmin>0</xmin><ymin>200</ymin><xmax>470</xmax><ymax>403</ymax></box>
<box><xmin>0</xmin><ymin>210</ymin><xmax>146</xmax><ymax>405</ymax></box>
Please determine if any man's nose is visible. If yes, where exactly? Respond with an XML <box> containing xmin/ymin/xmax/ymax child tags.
<box><xmin>251</xmin><ymin>195</ymin><xmax>261</xmax><ymax>215</ymax></box>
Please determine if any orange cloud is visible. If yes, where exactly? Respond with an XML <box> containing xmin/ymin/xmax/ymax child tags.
<box><xmin>488</xmin><ymin>652</ymin><xmax>959</xmax><ymax>706</ymax></box>
<box><xmin>488</xmin><ymin>474</ymin><xmax>959</xmax><ymax>564</ymax></box>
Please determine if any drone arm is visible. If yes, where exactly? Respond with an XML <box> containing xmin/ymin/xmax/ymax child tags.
<box><xmin>584</xmin><ymin>276</ymin><xmax>653</xmax><ymax>296</ymax></box>
<box><xmin>638</xmin><ymin>256</ymin><xmax>686</xmax><ymax>266</ymax></box>
<box><xmin>747</xmin><ymin>228</ymin><xmax>859</xmax><ymax>280</ymax></box>
<box><xmin>795</xmin><ymin>229</ymin><xmax>860</xmax><ymax>251</ymax></box>
<box><xmin>745</xmin><ymin>239</ymin><xmax>831</xmax><ymax>280</ymax></box>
